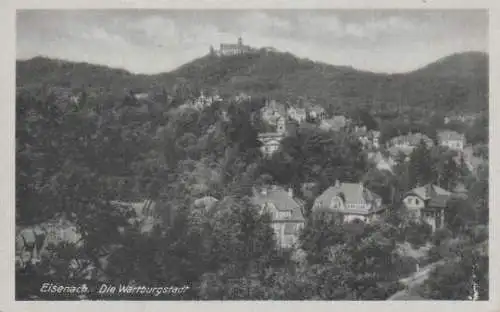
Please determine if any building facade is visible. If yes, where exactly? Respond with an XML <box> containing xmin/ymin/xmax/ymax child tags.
<box><xmin>191</xmin><ymin>91</ymin><xmax>223</xmax><ymax>111</ymax></box>
<box><xmin>437</xmin><ymin>130</ymin><xmax>466</xmax><ymax>151</ymax></box>
<box><xmin>251</xmin><ymin>186</ymin><xmax>306</xmax><ymax>249</ymax></box>
<box><xmin>287</xmin><ymin>107</ymin><xmax>307</xmax><ymax>123</ymax></box>
<box><xmin>258</xmin><ymin>132</ymin><xmax>285</xmax><ymax>157</ymax></box>
<box><xmin>213</xmin><ymin>37</ymin><xmax>252</xmax><ymax>56</ymax></box>
<box><xmin>402</xmin><ymin>184</ymin><xmax>453</xmax><ymax>232</ymax></box>
<box><xmin>306</xmin><ymin>105</ymin><xmax>327</xmax><ymax>121</ymax></box>
<box><xmin>312</xmin><ymin>180</ymin><xmax>385</xmax><ymax>223</ymax></box>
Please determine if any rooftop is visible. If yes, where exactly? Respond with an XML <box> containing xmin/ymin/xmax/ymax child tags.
<box><xmin>390</xmin><ymin>133</ymin><xmax>433</xmax><ymax>146</ymax></box>
<box><xmin>313</xmin><ymin>181</ymin><xmax>383</xmax><ymax>215</ymax></box>
<box><xmin>251</xmin><ymin>186</ymin><xmax>305</xmax><ymax>222</ymax></box>
<box><xmin>437</xmin><ymin>130</ymin><xmax>465</xmax><ymax>141</ymax></box>
<box><xmin>404</xmin><ymin>184</ymin><xmax>453</xmax><ymax>209</ymax></box>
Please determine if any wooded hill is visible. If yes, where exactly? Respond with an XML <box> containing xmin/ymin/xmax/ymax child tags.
<box><xmin>16</xmin><ymin>50</ymin><xmax>488</xmax><ymax>118</ymax></box>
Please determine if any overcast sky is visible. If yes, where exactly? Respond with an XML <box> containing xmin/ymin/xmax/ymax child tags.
<box><xmin>16</xmin><ymin>9</ymin><xmax>488</xmax><ymax>74</ymax></box>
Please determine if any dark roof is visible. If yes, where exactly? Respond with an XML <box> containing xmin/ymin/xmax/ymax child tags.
<box><xmin>251</xmin><ymin>187</ymin><xmax>299</xmax><ymax>212</ymax></box>
<box><xmin>404</xmin><ymin>184</ymin><xmax>453</xmax><ymax>209</ymax></box>
<box><xmin>251</xmin><ymin>186</ymin><xmax>305</xmax><ymax>222</ymax></box>
<box><xmin>404</xmin><ymin>184</ymin><xmax>451</xmax><ymax>201</ymax></box>
<box><xmin>428</xmin><ymin>194</ymin><xmax>449</xmax><ymax>208</ymax></box>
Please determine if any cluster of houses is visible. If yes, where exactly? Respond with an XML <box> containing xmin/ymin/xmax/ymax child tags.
<box><xmin>17</xmin><ymin>178</ymin><xmax>472</xmax><ymax>260</ymax></box>
<box><xmin>257</xmin><ymin>99</ymin><xmax>341</xmax><ymax>157</ymax></box>
<box><xmin>255</xmin><ymin>98</ymin><xmax>475</xmax><ymax>174</ymax></box>
<box><xmin>257</xmin><ymin>99</ymin><xmax>386</xmax><ymax>157</ymax></box>
<box><xmin>189</xmin><ymin>91</ymin><xmax>223</xmax><ymax>111</ymax></box>
<box><xmin>252</xmin><ymin>178</ymin><xmax>469</xmax><ymax>248</ymax></box>
<box><xmin>20</xmin><ymin>87</ymin><xmax>485</xmax><ymax>263</ymax></box>
<box><xmin>184</xmin><ymin>177</ymin><xmax>467</xmax><ymax>249</ymax></box>
<box><xmin>384</xmin><ymin>130</ymin><xmax>467</xmax><ymax>161</ymax></box>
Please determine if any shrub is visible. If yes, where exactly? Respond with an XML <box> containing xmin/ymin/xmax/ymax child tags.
<box><xmin>427</xmin><ymin>245</ymin><xmax>441</xmax><ymax>263</ymax></box>
<box><xmin>404</xmin><ymin>221</ymin><xmax>433</xmax><ymax>248</ymax></box>
<box><xmin>431</xmin><ymin>227</ymin><xmax>453</xmax><ymax>246</ymax></box>
<box><xmin>471</xmin><ymin>224</ymin><xmax>488</xmax><ymax>243</ymax></box>
<box><xmin>394</xmin><ymin>255</ymin><xmax>418</xmax><ymax>278</ymax></box>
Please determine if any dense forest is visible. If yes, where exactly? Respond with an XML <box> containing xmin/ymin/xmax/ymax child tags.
<box><xmin>15</xmin><ymin>50</ymin><xmax>489</xmax><ymax>300</ymax></box>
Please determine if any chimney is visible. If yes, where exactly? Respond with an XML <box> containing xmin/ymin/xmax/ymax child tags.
<box><xmin>288</xmin><ymin>188</ymin><xmax>294</xmax><ymax>198</ymax></box>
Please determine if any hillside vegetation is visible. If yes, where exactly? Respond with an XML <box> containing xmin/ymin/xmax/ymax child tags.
<box><xmin>16</xmin><ymin>50</ymin><xmax>488</xmax><ymax>118</ymax></box>
<box><xmin>15</xmin><ymin>49</ymin><xmax>489</xmax><ymax>300</ymax></box>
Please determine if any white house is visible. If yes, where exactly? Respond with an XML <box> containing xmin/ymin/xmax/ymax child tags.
<box><xmin>312</xmin><ymin>180</ymin><xmax>385</xmax><ymax>223</ymax></box>
<box><xmin>437</xmin><ymin>130</ymin><xmax>466</xmax><ymax>151</ymax></box>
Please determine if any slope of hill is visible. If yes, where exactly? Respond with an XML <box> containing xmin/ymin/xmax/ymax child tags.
<box><xmin>409</xmin><ymin>51</ymin><xmax>488</xmax><ymax>79</ymax></box>
<box><xmin>16</xmin><ymin>56</ymin><xmax>157</xmax><ymax>95</ymax></box>
<box><xmin>16</xmin><ymin>50</ymin><xmax>489</xmax><ymax>117</ymax></box>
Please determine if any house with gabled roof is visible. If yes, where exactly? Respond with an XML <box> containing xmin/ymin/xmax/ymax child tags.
<box><xmin>251</xmin><ymin>186</ymin><xmax>306</xmax><ymax>248</ymax></box>
<box><xmin>387</xmin><ymin>132</ymin><xmax>434</xmax><ymax>159</ymax></box>
<box><xmin>402</xmin><ymin>184</ymin><xmax>455</xmax><ymax>232</ymax></box>
<box><xmin>258</xmin><ymin>131</ymin><xmax>285</xmax><ymax>157</ymax></box>
<box><xmin>388</xmin><ymin>132</ymin><xmax>434</xmax><ymax>150</ymax></box>
<box><xmin>437</xmin><ymin>130</ymin><xmax>466</xmax><ymax>151</ymax></box>
<box><xmin>312</xmin><ymin>180</ymin><xmax>385</xmax><ymax>223</ymax></box>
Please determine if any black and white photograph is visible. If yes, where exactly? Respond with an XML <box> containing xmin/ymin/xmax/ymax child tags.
<box><xmin>14</xmin><ymin>8</ymin><xmax>489</xmax><ymax>301</ymax></box>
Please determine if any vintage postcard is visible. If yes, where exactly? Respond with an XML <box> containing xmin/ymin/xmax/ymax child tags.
<box><xmin>1</xmin><ymin>0</ymin><xmax>498</xmax><ymax>311</ymax></box>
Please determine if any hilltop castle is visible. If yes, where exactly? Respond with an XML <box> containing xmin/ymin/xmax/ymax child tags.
<box><xmin>210</xmin><ymin>37</ymin><xmax>253</xmax><ymax>56</ymax></box>
<box><xmin>209</xmin><ymin>37</ymin><xmax>279</xmax><ymax>57</ymax></box>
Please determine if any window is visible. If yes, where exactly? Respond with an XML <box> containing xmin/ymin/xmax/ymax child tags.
<box><xmin>415</xmin><ymin>198</ymin><xmax>420</xmax><ymax>205</ymax></box>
